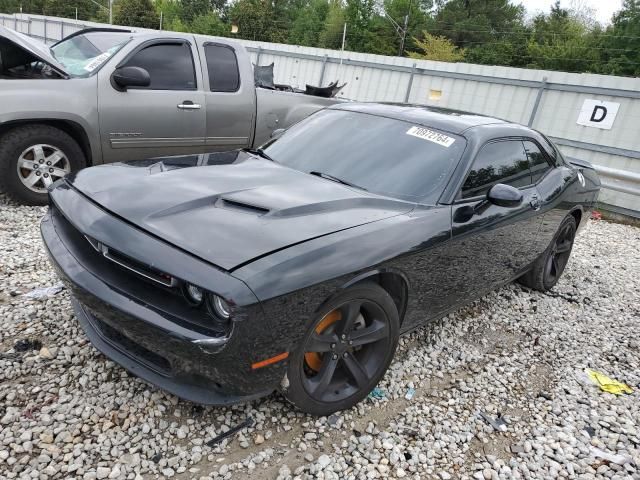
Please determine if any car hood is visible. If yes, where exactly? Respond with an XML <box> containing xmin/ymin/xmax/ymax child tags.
<box><xmin>67</xmin><ymin>156</ymin><xmax>413</xmax><ymax>270</ymax></box>
<box><xmin>0</xmin><ymin>25</ymin><xmax>69</xmax><ymax>77</ymax></box>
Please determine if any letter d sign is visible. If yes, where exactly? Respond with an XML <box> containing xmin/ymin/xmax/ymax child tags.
<box><xmin>577</xmin><ymin>99</ymin><xmax>619</xmax><ymax>130</ymax></box>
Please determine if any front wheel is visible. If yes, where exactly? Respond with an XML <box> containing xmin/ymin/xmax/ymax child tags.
<box><xmin>0</xmin><ymin>125</ymin><xmax>86</xmax><ymax>205</ymax></box>
<box><xmin>518</xmin><ymin>215</ymin><xmax>577</xmax><ymax>291</ymax></box>
<box><xmin>284</xmin><ymin>282</ymin><xmax>399</xmax><ymax>416</ymax></box>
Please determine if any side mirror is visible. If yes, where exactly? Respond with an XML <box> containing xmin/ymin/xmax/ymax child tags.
<box><xmin>270</xmin><ymin>128</ymin><xmax>285</xmax><ymax>139</ymax></box>
<box><xmin>486</xmin><ymin>183</ymin><xmax>523</xmax><ymax>208</ymax></box>
<box><xmin>111</xmin><ymin>66</ymin><xmax>150</xmax><ymax>91</ymax></box>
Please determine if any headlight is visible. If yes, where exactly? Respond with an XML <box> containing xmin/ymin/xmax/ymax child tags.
<box><xmin>183</xmin><ymin>283</ymin><xmax>204</xmax><ymax>305</ymax></box>
<box><xmin>208</xmin><ymin>294</ymin><xmax>231</xmax><ymax>320</ymax></box>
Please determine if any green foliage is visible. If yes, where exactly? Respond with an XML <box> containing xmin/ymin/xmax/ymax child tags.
<box><xmin>0</xmin><ymin>0</ymin><xmax>99</xmax><ymax>20</ymax></box>
<box><xmin>2</xmin><ymin>0</ymin><xmax>639</xmax><ymax>76</ymax></box>
<box><xmin>228</xmin><ymin>0</ymin><xmax>281</xmax><ymax>42</ymax></box>
<box><xmin>114</xmin><ymin>0</ymin><xmax>159</xmax><ymax>29</ymax></box>
<box><xmin>598</xmin><ymin>0</ymin><xmax>640</xmax><ymax>76</ymax></box>
<box><xmin>190</xmin><ymin>12</ymin><xmax>228</xmax><ymax>36</ymax></box>
<box><xmin>408</xmin><ymin>31</ymin><xmax>464</xmax><ymax>61</ymax></box>
<box><xmin>318</xmin><ymin>0</ymin><xmax>346</xmax><ymax>49</ymax></box>
<box><xmin>524</xmin><ymin>2</ymin><xmax>599</xmax><ymax>72</ymax></box>
<box><xmin>288</xmin><ymin>0</ymin><xmax>330</xmax><ymax>46</ymax></box>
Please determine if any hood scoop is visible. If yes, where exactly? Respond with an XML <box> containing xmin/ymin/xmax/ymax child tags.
<box><xmin>216</xmin><ymin>198</ymin><xmax>270</xmax><ymax>215</ymax></box>
<box><xmin>68</xmin><ymin>159</ymin><xmax>414</xmax><ymax>270</ymax></box>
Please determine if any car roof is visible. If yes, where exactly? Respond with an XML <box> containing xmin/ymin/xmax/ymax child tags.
<box><xmin>331</xmin><ymin>103</ymin><xmax>510</xmax><ymax>135</ymax></box>
<box><xmin>59</xmin><ymin>28</ymin><xmax>246</xmax><ymax>57</ymax></box>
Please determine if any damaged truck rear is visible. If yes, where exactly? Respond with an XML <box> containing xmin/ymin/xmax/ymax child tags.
<box><xmin>0</xmin><ymin>26</ymin><xmax>343</xmax><ymax>205</ymax></box>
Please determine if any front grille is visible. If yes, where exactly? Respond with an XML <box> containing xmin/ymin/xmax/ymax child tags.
<box><xmin>50</xmin><ymin>203</ymin><xmax>224</xmax><ymax>336</ymax></box>
<box><xmin>85</xmin><ymin>235</ymin><xmax>177</xmax><ymax>287</ymax></box>
<box><xmin>86</xmin><ymin>309</ymin><xmax>171</xmax><ymax>374</ymax></box>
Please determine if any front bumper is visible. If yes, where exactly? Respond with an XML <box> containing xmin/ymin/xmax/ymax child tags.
<box><xmin>40</xmin><ymin>184</ymin><xmax>284</xmax><ymax>405</ymax></box>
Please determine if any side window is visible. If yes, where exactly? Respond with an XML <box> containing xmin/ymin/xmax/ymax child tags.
<box><xmin>123</xmin><ymin>43</ymin><xmax>196</xmax><ymax>90</ymax></box>
<box><xmin>524</xmin><ymin>140</ymin><xmax>552</xmax><ymax>184</ymax></box>
<box><xmin>538</xmin><ymin>132</ymin><xmax>562</xmax><ymax>166</ymax></box>
<box><xmin>461</xmin><ymin>140</ymin><xmax>531</xmax><ymax>199</ymax></box>
<box><xmin>204</xmin><ymin>44</ymin><xmax>240</xmax><ymax>92</ymax></box>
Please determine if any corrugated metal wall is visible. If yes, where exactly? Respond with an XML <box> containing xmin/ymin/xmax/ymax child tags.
<box><xmin>2</xmin><ymin>12</ymin><xmax>639</xmax><ymax>215</ymax></box>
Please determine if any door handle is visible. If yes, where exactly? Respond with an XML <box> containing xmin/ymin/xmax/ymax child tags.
<box><xmin>177</xmin><ymin>101</ymin><xmax>201</xmax><ymax>110</ymax></box>
<box><xmin>530</xmin><ymin>194</ymin><xmax>541</xmax><ymax>210</ymax></box>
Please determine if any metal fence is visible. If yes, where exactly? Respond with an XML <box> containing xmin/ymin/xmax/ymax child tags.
<box><xmin>2</xmin><ymin>12</ymin><xmax>640</xmax><ymax>217</ymax></box>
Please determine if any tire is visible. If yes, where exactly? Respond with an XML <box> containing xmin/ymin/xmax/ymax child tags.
<box><xmin>0</xmin><ymin>125</ymin><xmax>86</xmax><ymax>206</ymax></box>
<box><xmin>284</xmin><ymin>282</ymin><xmax>399</xmax><ymax>416</ymax></box>
<box><xmin>518</xmin><ymin>215</ymin><xmax>577</xmax><ymax>292</ymax></box>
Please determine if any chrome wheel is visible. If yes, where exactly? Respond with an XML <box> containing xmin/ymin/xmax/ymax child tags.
<box><xmin>17</xmin><ymin>144</ymin><xmax>70</xmax><ymax>193</ymax></box>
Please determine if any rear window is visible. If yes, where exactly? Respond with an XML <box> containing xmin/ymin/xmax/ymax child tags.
<box><xmin>204</xmin><ymin>44</ymin><xmax>240</xmax><ymax>92</ymax></box>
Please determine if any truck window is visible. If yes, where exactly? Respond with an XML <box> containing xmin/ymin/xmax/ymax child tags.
<box><xmin>204</xmin><ymin>44</ymin><xmax>240</xmax><ymax>92</ymax></box>
<box><xmin>123</xmin><ymin>42</ymin><xmax>196</xmax><ymax>90</ymax></box>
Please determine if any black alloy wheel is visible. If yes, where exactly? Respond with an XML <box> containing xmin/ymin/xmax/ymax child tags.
<box><xmin>518</xmin><ymin>215</ymin><xmax>577</xmax><ymax>292</ymax></box>
<box><xmin>544</xmin><ymin>220</ymin><xmax>575</xmax><ymax>287</ymax></box>
<box><xmin>285</xmin><ymin>282</ymin><xmax>399</xmax><ymax>416</ymax></box>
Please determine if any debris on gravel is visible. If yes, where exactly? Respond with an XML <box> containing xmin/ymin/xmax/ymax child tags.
<box><xmin>1</xmin><ymin>195</ymin><xmax>639</xmax><ymax>479</ymax></box>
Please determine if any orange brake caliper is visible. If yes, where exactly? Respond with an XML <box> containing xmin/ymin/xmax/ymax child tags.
<box><xmin>304</xmin><ymin>310</ymin><xmax>342</xmax><ymax>372</ymax></box>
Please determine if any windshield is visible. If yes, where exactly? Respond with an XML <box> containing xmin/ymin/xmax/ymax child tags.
<box><xmin>263</xmin><ymin>109</ymin><xmax>467</xmax><ymax>202</ymax></box>
<box><xmin>51</xmin><ymin>32</ymin><xmax>130</xmax><ymax>77</ymax></box>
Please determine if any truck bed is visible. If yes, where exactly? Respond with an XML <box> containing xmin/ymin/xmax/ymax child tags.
<box><xmin>253</xmin><ymin>88</ymin><xmax>346</xmax><ymax>147</ymax></box>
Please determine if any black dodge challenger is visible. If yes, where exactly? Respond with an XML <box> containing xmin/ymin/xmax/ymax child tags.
<box><xmin>41</xmin><ymin>103</ymin><xmax>600</xmax><ymax>415</ymax></box>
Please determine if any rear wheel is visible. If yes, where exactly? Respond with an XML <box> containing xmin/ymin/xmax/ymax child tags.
<box><xmin>0</xmin><ymin>125</ymin><xmax>86</xmax><ymax>205</ymax></box>
<box><xmin>285</xmin><ymin>282</ymin><xmax>399</xmax><ymax>416</ymax></box>
<box><xmin>518</xmin><ymin>215</ymin><xmax>577</xmax><ymax>291</ymax></box>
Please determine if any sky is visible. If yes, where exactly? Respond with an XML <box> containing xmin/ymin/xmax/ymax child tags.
<box><xmin>517</xmin><ymin>0</ymin><xmax>624</xmax><ymax>25</ymax></box>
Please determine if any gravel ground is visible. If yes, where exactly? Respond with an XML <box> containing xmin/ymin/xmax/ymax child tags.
<box><xmin>1</xmin><ymin>195</ymin><xmax>639</xmax><ymax>480</ymax></box>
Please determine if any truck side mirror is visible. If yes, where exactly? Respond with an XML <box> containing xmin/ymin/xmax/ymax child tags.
<box><xmin>111</xmin><ymin>66</ymin><xmax>151</xmax><ymax>91</ymax></box>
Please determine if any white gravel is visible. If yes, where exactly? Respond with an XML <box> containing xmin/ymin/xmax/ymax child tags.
<box><xmin>1</xmin><ymin>195</ymin><xmax>639</xmax><ymax>480</ymax></box>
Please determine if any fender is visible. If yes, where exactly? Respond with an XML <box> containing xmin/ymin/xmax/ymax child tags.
<box><xmin>0</xmin><ymin>115</ymin><xmax>100</xmax><ymax>166</ymax></box>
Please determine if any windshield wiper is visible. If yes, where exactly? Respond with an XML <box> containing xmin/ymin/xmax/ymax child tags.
<box><xmin>243</xmin><ymin>148</ymin><xmax>275</xmax><ymax>162</ymax></box>
<box><xmin>309</xmin><ymin>171</ymin><xmax>367</xmax><ymax>191</ymax></box>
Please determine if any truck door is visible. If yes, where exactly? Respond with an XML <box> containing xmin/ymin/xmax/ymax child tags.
<box><xmin>197</xmin><ymin>40</ymin><xmax>256</xmax><ymax>151</ymax></box>
<box><xmin>97</xmin><ymin>38</ymin><xmax>206</xmax><ymax>163</ymax></box>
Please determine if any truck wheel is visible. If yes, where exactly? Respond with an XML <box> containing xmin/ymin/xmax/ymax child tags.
<box><xmin>0</xmin><ymin>125</ymin><xmax>86</xmax><ymax>206</ymax></box>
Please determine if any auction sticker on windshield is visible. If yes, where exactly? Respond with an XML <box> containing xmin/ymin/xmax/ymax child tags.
<box><xmin>84</xmin><ymin>52</ymin><xmax>112</xmax><ymax>72</ymax></box>
<box><xmin>406</xmin><ymin>126</ymin><xmax>455</xmax><ymax>147</ymax></box>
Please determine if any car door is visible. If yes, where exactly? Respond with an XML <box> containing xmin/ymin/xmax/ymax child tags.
<box><xmin>524</xmin><ymin>138</ymin><xmax>576</xmax><ymax>251</ymax></box>
<box><xmin>97</xmin><ymin>39</ymin><xmax>206</xmax><ymax>163</ymax></box>
<box><xmin>448</xmin><ymin>139</ymin><xmax>545</xmax><ymax>300</ymax></box>
<box><xmin>198</xmin><ymin>41</ymin><xmax>255</xmax><ymax>151</ymax></box>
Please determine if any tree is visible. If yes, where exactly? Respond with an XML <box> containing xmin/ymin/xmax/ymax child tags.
<box><xmin>345</xmin><ymin>0</ymin><xmax>376</xmax><ymax>52</ymax></box>
<box><xmin>598</xmin><ymin>0</ymin><xmax>640</xmax><ymax>76</ymax></box>
<box><xmin>289</xmin><ymin>0</ymin><xmax>330</xmax><ymax>47</ymax></box>
<box><xmin>228</xmin><ymin>0</ymin><xmax>286</xmax><ymax>42</ymax></box>
<box><xmin>155</xmin><ymin>0</ymin><xmax>194</xmax><ymax>29</ymax></box>
<box><xmin>190</xmin><ymin>12</ymin><xmax>228</xmax><ymax>36</ymax></box>
<box><xmin>318</xmin><ymin>0</ymin><xmax>346</xmax><ymax>49</ymax></box>
<box><xmin>179</xmin><ymin>0</ymin><xmax>225</xmax><ymax>24</ymax></box>
<box><xmin>0</xmin><ymin>0</ymin><xmax>99</xmax><ymax>20</ymax></box>
<box><xmin>432</xmin><ymin>0</ymin><xmax>528</xmax><ymax>66</ymax></box>
<box><xmin>408</xmin><ymin>31</ymin><xmax>464</xmax><ymax>61</ymax></box>
<box><xmin>367</xmin><ymin>0</ymin><xmax>432</xmax><ymax>56</ymax></box>
<box><xmin>113</xmin><ymin>0</ymin><xmax>159</xmax><ymax>29</ymax></box>
<box><xmin>526</xmin><ymin>1</ymin><xmax>599</xmax><ymax>72</ymax></box>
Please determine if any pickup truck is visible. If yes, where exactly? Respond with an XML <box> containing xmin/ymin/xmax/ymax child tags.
<box><xmin>0</xmin><ymin>26</ymin><xmax>342</xmax><ymax>205</ymax></box>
